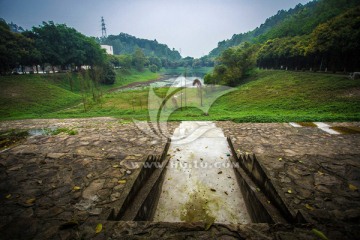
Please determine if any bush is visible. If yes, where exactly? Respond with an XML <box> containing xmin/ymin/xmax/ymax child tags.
<box><xmin>149</xmin><ymin>64</ymin><xmax>158</xmax><ymax>73</ymax></box>
<box><xmin>101</xmin><ymin>63</ymin><xmax>116</xmax><ymax>85</ymax></box>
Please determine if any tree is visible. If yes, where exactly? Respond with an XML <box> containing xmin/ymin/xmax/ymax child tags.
<box><xmin>132</xmin><ymin>48</ymin><xmax>146</xmax><ymax>71</ymax></box>
<box><xmin>206</xmin><ymin>43</ymin><xmax>258</xmax><ymax>86</ymax></box>
<box><xmin>30</xmin><ymin>21</ymin><xmax>105</xmax><ymax>70</ymax></box>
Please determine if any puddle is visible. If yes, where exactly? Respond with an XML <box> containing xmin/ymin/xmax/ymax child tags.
<box><xmin>28</xmin><ymin>127</ymin><xmax>57</xmax><ymax>136</ymax></box>
<box><xmin>297</xmin><ymin>122</ymin><xmax>317</xmax><ymax>127</ymax></box>
<box><xmin>153</xmin><ymin>121</ymin><xmax>251</xmax><ymax>224</ymax></box>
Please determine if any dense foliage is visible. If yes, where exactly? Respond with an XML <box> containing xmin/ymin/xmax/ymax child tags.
<box><xmin>205</xmin><ymin>43</ymin><xmax>258</xmax><ymax>86</ymax></box>
<box><xmin>205</xmin><ymin>0</ymin><xmax>360</xmax><ymax>86</ymax></box>
<box><xmin>208</xmin><ymin>0</ymin><xmax>359</xmax><ymax>58</ymax></box>
<box><xmin>101</xmin><ymin>33</ymin><xmax>181</xmax><ymax>61</ymax></box>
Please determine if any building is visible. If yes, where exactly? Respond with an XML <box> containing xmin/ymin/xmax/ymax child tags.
<box><xmin>100</xmin><ymin>45</ymin><xmax>113</xmax><ymax>55</ymax></box>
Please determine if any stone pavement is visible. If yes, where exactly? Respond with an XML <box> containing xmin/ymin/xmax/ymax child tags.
<box><xmin>0</xmin><ymin>118</ymin><xmax>178</xmax><ymax>239</ymax></box>
<box><xmin>218</xmin><ymin>122</ymin><xmax>360</xmax><ymax>232</ymax></box>
<box><xmin>0</xmin><ymin>119</ymin><xmax>359</xmax><ymax>239</ymax></box>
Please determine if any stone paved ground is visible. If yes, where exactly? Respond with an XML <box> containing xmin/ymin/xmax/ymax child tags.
<box><xmin>0</xmin><ymin>118</ymin><xmax>179</xmax><ymax>239</ymax></box>
<box><xmin>0</xmin><ymin>119</ymin><xmax>359</xmax><ymax>239</ymax></box>
<box><xmin>218</xmin><ymin>122</ymin><xmax>360</xmax><ymax>227</ymax></box>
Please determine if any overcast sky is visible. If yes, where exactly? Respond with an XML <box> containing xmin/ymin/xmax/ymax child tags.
<box><xmin>0</xmin><ymin>0</ymin><xmax>311</xmax><ymax>58</ymax></box>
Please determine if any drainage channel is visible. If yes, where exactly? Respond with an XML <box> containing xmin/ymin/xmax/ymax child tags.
<box><xmin>153</xmin><ymin>121</ymin><xmax>250</xmax><ymax>224</ymax></box>
<box><xmin>108</xmin><ymin>121</ymin><xmax>307</xmax><ymax>225</ymax></box>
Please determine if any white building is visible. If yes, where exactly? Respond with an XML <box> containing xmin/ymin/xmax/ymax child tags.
<box><xmin>100</xmin><ymin>45</ymin><xmax>113</xmax><ymax>55</ymax></box>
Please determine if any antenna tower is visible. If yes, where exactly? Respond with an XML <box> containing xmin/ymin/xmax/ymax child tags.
<box><xmin>101</xmin><ymin>16</ymin><xmax>107</xmax><ymax>38</ymax></box>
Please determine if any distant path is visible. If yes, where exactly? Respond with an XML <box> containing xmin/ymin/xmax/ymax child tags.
<box><xmin>108</xmin><ymin>74</ymin><xmax>177</xmax><ymax>92</ymax></box>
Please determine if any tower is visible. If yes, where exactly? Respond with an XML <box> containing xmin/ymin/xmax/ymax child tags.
<box><xmin>101</xmin><ymin>16</ymin><xmax>107</xmax><ymax>38</ymax></box>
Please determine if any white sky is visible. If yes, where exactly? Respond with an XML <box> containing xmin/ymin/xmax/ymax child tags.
<box><xmin>0</xmin><ymin>0</ymin><xmax>311</xmax><ymax>58</ymax></box>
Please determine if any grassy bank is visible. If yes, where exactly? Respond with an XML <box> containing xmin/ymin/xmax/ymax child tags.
<box><xmin>1</xmin><ymin>69</ymin><xmax>360</xmax><ymax>122</ymax></box>
<box><xmin>0</xmin><ymin>68</ymin><xmax>161</xmax><ymax>120</ymax></box>
<box><xmin>50</xmin><ymin>70</ymin><xmax>360</xmax><ymax>122</ymax></box>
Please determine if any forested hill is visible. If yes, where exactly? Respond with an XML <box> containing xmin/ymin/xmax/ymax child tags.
<box><xmin>208</xmin><ymin>0</ymin><xmax>359</xmax><ymax>57</ymax></box>
<box><xmin>100</xmin><ymin>33</ymin><xmax>182</xmax><ymax>61</ymax></box>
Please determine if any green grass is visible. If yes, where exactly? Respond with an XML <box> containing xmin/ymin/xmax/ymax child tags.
<box><xmin>0</xmin><ymin>74</ymin><xmax>82</xmax><ymax>119</ymax></box>
<box><xmin>0</xmin><ymin>68</ymin><xmax>161</xmax><ymax>120</ymax></box>
<box><xmin>101</xmin><ymin>69</ymin><xmax>160</xmax><ymax>91</ymax></box>
<box><xmin>1</xmin><ymin>69</ymin><xmax>360</xmax><ymax>122</ymax></box>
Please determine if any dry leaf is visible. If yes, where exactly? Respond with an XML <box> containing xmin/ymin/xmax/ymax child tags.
<box><xmin>73</xmin><ymin>186</ymin><xmax>81</xmax><ymax>191</ymax></box>
<box><xmin>305</xmin><ymin>203</ymin><xmax>314</xmax><ymax>211</ymax></box>
<box><xmin>5</xmin><ymin>194</ymin><xmax>11</xmax><ymax>199</ymax></box>
<box><xmin>278</xmin><ymin>157</ymin><xmax>282</xmax><ymax>161</ymax></box>
<box><xmin>112</xmin><ymin>165</ymin><xmax>119</xmax><ymax>168</ymax></box>
<box><xmin>26</xmin><ymin>198</ymin><xmax>36</xmax><ymax>204</ymax></box>
<box><xmin>318</xmin><ymin>171</ymin><xmax>324</xmax><ymax>175</ymax></box>
<box><xmin>95</xmin><ymin>223</ymin><xmax>102</xmax><ymax>234</ymax></box>
<box><xmin>349</xmin><ymin>184</ymin><xmax>358</xmax><ymax>191</ymax></box>
<box><xmin>287</xmin><ymin>189</ymin><xmax>292</xmax><ymax>194</ymax></box>
<box><xmin>312</xmin><ymin>228</ymin><xmax>329</xmax><ymax>240</ymax></box>
<box><xmin>118</xmin><ymin>180</ymin><xmax>126</xmax><ymax>184</ymax></box>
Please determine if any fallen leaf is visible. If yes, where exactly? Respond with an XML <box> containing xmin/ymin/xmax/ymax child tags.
<box><xmin>267</xmin><ymin>200</ymin><xmax>271</xmax><ymax>204</ymax></box>
<box><xmin>101</xmin><ymin>148</ymin><xmax>105</xmax><ymax>151</ymax></box>
<box><xmin>256</xmin><ymin>188</ymin><xmax>261</xmax><ymax>192</ymax></box>
<box><xmin>26</xmin><ymin>198</ymin><xmax>36</xmax><ymax>204</ymax></box>
<box><xmin>349</xmin><ymin>184</ymin><xmax>358</xmax><ymax>191</ymax></box>
<box><xmin>312</xmin><ymin>228</ymin><xmax>329</xmax><ymax>240</ymax></box>
<box><xmin>73</xmin><ymin>186</ymin><xmax>81</xmax><ymax>191</ymax></box>
<box><xmin>95</xmin><ymin>223</ymin><xmax>102</xmax><ymax>234</ymax></box>
<box><xmin>278</xmin><ymin>157</ymin><xmax>282</xmax><ymax>161</ymax></box>
<box><xmin>118</xmin><ymin>180</ymin><xmax>126</xmax><ymax>184</ymax></box>
<box><xmin>5</xmin><ymin>194</ymin><xmax>11</xmax><ymax>199</ymax></box>
<box><xmin>287</xmin><ymin>189</ymin><xmax>292</xmax><ymax>194</ymax></box>
<box><xmin>237</xmin><ymin>149</ymin><xmax>241</xmax><ymax>152</ymax></box>
<box><xmin>218</xmin><ymin>171</ymin><xmax>222</xmax><ymax>174</ymax></box>
<box><xmin>305</xmin><ymin>204</ymin><xmax>314</xmax><ymax>211</ymax></box>
<box><xmin>318</xmin><ymin>171</ymin><xmax>324</xmax><ymax>175</ymax></box>
<box><xmin>112</xmin><ymin>165</ymin><xmax>119</xmax><ymax>168</ymax></box>
<box><xmin>299</xmin><ymin>160</ymin><xmax>303</xmax><ymax>163</ymax></box>
<box><xmin>204</xmin><ymin>221</ymin><xmax>212</xmax><ymax>230</ymax></box>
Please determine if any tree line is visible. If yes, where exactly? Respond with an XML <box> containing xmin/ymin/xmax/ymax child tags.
<box><xmin>205</xmin><ymin>6</ymin><xmax>360</xmax><ymax>86</ymax></box>
<box><xmin>0</xmin><ymin>20</ymin><xmax>116</xmax><ymax>84</ymax></box>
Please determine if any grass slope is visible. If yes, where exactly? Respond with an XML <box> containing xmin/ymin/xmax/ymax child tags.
<box><xmin>0</xmin><ymin>69</ymin><xmax>160</xmax><ymax>120</ymax></box>
<box><xmin>209</xmin><ymin>70</ymin><xmax>360</xmax><ymax>122</ymax></box>
<box><xmin>51</xmin><ymin>70</ymin><xmax>360</xmax><ymax>122</ymax></box>
<box><xmin>0</xmin><ymin>74</ymin><xmax>81</xmax><ymax>119</ymax></box>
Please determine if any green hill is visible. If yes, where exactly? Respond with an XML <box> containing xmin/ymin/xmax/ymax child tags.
<box><xmin>208</xmin><ymin>0</ymin><xmax>359</xmax><ymax>58</ymax></box>
<box><xmin>101</xmin><ymin>33</ymin><xmax>181</xmax><ymax>61</ymax></box>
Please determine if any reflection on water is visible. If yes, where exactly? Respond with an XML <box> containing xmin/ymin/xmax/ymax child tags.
<box><xmin>151</xmin><ymin>76</ymin><xmax>205</xmax><ymax>88</ymax></box>
<box><xmin>28</xmin><ymin>127</ymin><xmax>57</xmax><ymax>136</ymax></box>
<box><xmin>117</xmin><ymin>75</ymin><xmax>205</xmax><ymax>92</ymax></box>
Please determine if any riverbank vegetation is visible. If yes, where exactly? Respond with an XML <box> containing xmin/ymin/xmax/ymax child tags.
<box><xmin>205</xmin><ymin>0</ymin><xmax>360</xmax><ymax>86</ymax></box>
<box><xmin>1</xmin><ymin>69</ymin><xmax>359</xmax><ymax>122</ymax></box>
